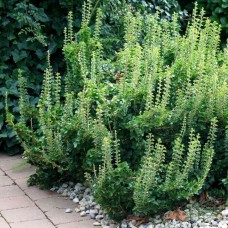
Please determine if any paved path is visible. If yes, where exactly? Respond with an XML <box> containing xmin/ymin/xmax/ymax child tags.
<box><xmin>0</xmin><ymin>153</ymin><xmax>94</xmax><ymax>228</ymax></box>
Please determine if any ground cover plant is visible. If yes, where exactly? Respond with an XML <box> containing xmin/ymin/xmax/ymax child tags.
<box><xmin>6</xmin><ymin>0</ymin><xmax>228</xmax><ymax>221</ymax></box>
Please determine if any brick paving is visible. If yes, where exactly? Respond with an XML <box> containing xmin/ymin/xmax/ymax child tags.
<box><xmin>0</xmin><ymin>153</ymin><xmax>94</xmax><ymax>228</ymax></box>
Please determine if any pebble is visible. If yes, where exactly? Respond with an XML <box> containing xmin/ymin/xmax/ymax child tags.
<box><xmin>80</xmin><ymin>206</ymin><xmax>86</xmax><ymax>211</ymax></box>
<box><xmin>109</xmin><ymin>224</ymin><xmax>118</xmax><ymax>228</ymax></box>
<box><xmin>62</xmin><ymin>189</ymin><xmax>68</xmax><ymax>196</ymax></box>
<box><xmin>211</xmin><ymin>220</ymin><xmax>218</xmax><ymax>226</ymax></box>
<box><xmin>80</xmin><ymin>211</ymin><xmax>87</xmax><ymax>217</ymax></box>
<box><xmin>147</xmin><ymin>225</ymin><xmax>155</xmax><ymax>228</ymax></box>
<box><xmin>218</xmin><ymin>221</ymin><xmax>228</xmax><ymax>228</ymax></box>
<box><xmin>53</xmin><ymin>182</ymin><xmax>228</xmax><ymax>228</ymax></box>
<box><xmin>221</xmin><ymin>210</ymin><xmax>228</xmax><ymax>217</ymax></box>
<box><xmin>98</xmin><ymin>210</ymin><xmax>103</xmax><ymax>215</ymax></box>
<box><xmin>65</xmin><ymin>208</ymin><xmax>73</xmax><ymax>213</ymax></box>
<box><xmin>96</xmin><ymin>214</ymin><xmax>104</xmax><ymax>220</ymax></box>
<box><xmin>69</xmin><ymin>192</ymin><xmax>76</xmax><ymax>199</ymax></box>
<box><xmin>90</xmin><ymin>209</ymin><xmax>98</xmax><ymax>219</ymax></box>
<box><xmin>57</xmin><ymin>188</ymin><xmax>64</xmax><ymax>194</ymax></box>
<box><xmin>73</xmin><ymin>197</ymin><xmax>79</xmax><ymax>203</ymax></box>
<box><xmin>50</xmin><ymin>187</ymin><xmax>57</xmax><ymax>191</ymax></box>
<box><xmin>95</xmin><ymin>205</ymin><xmax>101</xmax><ymax>210</ymax></box>
<box><xmin>129</xmin><ymin>220</ymin><xmax>137</xmax><ymax>228</ymax></box>
<box><xmin>182</xmin><ymin>221</ymin><xmax>191</xmax><ymax>228</ymax></box>
<box><xmin>121</xmin><ymin>224</ymin><xmax>128</xmax><ymax>228</ymax></box>
<box><xmin>61</xmin><ymin>183</ymin><xmax>68</xmax><ymax>188</ymax></box>
<box><xmin>200</xmin><ymin>222</ymin><xmax>211</xmax><ymax>227</ymax></box>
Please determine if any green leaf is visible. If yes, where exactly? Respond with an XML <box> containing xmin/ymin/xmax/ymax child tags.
<box><xmin>35</xmin><ymin>49</ymin><xmax>44</xmax><ymax>59</ymax></box>
<box><xmin>220</xmin><ymin>17</ymin><xmax>227</xmax><ymax>25</ymax></box>
<box><xmin>0</xmin><ymin>87</ymin><xmax>7</xmax><ymax>96</ymax></box>
<box><xmin>0</xmin><ymin>131</ymin><xmax>8</xmax><ymax>138</ymax></box>
<box><xmin>12</xmin><ymin>50</ymin><xmax>27</xmax><ymax>63</ymax></box>
<box><xmin>214</xmin><ymin>7</ymin><xmax>223</xmax><ymax>14</ymax></box>
<box><xmin>8</xmin><ymin>129</ymin><xmax>16</xmax><ymax>138</ymax></box>
<box><xmin>36</xmin><ymin>8</ymin><xmax>49</xmax><ymax>22</ymax></box>
<box><xmin>5</xmin><ymin>140</ymin><xmax>20</xmax><ymax>153</ymax></box>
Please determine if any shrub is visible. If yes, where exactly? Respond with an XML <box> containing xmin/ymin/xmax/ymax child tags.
<box><xmin>7</xmin><ymin>1</ymin><xmax>227</xmax><ymax>216</ymax></box>
<box><xmin>94</xmin><ymin>120</ymin><xmax>217</xmax><ymax>219</ymax></box>
<box><xmin>0</xmin><ymin>0</ymin><xmax>187</xmax><ymax>155</ymax></box>
<box><xmin>94</xmin><ymin>159</ymin><xmax>134</xmax><ymax>221</ymax></box>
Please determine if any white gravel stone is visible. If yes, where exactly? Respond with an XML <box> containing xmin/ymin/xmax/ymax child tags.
<box><xmin>129</xmin><ymin>220</ymin><xmax>137</xmax><ymax>228</ymax></box>
<box><xmin>80</xmin><ymin>211</ymin><xmax>87</xmax><ymax>217</ymax></box>
<box><xmin>181</xmin><ymin>221</ymin><xmax>191</xmax><ymax>228</ymax></box>
<box><xmin>109</xmin><ymin>224</ymin><xmax>118</xmax><ymax>228</ymax></box>
<box><xmin>95</xmin><ymin>205</ymin><xmax>101</xmax><ymax>210</ymax></box>
<box><xmin>96</xmin><ymin>215</ymin><xmax>104</xmax><ymax>220</ymax></box>
<box><xmin>80</xmin><ymin>206</ymin><xmax>86</xmax><ymax>211</ymax></box>
<box><xmin>211</xmin><ymin>220</ymin><xmax>219</xmax><ymax>226</ymax></box>
<box><xmin>50</xmin><ymin>187</ymin><xmax>56</xmax><ymax>191</ymax></box>
<box><xmin>54</xmin><ymin>181</ymin><xmax>227</xmax><ymax>228</ymax></box>
<box><xmin>147</xmin><ymin>225</ymin><xmax>155</xmax><ymax>228</ymax></box>
<box><xmin>90</xmin><ymin>211</ymin><xmax>96</xmax><ymax>219</ymax></box>
<box><xmin>61</xmin><ymin>183</ymin><xmax>68</xmax><ymax>188</ymax></box>
<box><xmin>65</xmin><ymin>208</ymin><xmax>73</xmax><ymax>213</ymax></box>
<box><xmin>200</xmin><ymin>222</ymin><xmax>211</xmax><ymax>227</ymax></box>
<box><xmin>75</xmin><ymin>208</ymin><xmax>81</xmax><ymax>213</ymax></box>
<box><xmin>218</xmin><ymin>221</ymin><xmax>228</xmax><ymax>228</ymax></box>
<box><xmin>62</xmin><ymin>189</ymin><xmax>68</xmax><ymax>196</ymax></box>
<box><xmin>73</xmin><ymin>197</ymin><xmax>79</xmax><ymax>203</ymax></box>
<box><xmin>222</xmin><ymin>210</ymin><xmax>228</xmax><ymax>217</ymax></box>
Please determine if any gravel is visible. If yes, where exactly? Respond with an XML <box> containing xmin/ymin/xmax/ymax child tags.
<box><xmin>65</xmin><ymin>208</ymin><xmax>73</xmax><ymax>213</ymax></box>
<box><xmin>52</xmin><ymin>182</ymin><xmax>228</xmax><ymax>227</ymax></box>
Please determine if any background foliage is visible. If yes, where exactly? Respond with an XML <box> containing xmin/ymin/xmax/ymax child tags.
<box><xmin>0</xmin><ymin>0</ymin><xmax>83</xmax><ymax>154</ymax></box>
<box><xmin>1</xmin><ymin>0</ymin><xmax>227</xmax><ymax>154</ymax></box>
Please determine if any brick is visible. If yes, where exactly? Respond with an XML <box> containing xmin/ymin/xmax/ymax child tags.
<box><xmin>24</xmin><ymin>187</ymin><xmax>56</xmax><ymax>201</ymax></box>
<box><xmin>45</xmin><ymin>208</ymin><xmax>89</xmax><ymax>225</ymax></box>
<box><xmin>1</xmin><ymin>206</ymin><xmax>45</xmax><ymax>223</ymax></box>
<box><xmin>0</xmin><ymin>176</ymin><xmax>14</xmax><ymax>187</ymax></box>
<box><xmin>36</xmin><ymin>196</ymin><xmax>76</xmax><ymax>212</ymax></box>
<box><xmin>0</xmin><ymin>185</ymin><xmax>25</xmax><ymax>198</ymax></box>
<box><xmin>0</xmin><ymin>217</ymin><xmax>10</xmax><ymax>228</ymax></box>
<box><xmin>10</xmin><ymin>219</ymin><xmax>55</xmax><ymax>228</ymax></box>
<box><xmin>0</xmin><ymin>195</ymin><xmax>34</xmax><ymax>211</ymax></box>
<box><xmin>57</xmin><ymin>220</ymin><xmax>94</xmax><ymax>228</ymax></box>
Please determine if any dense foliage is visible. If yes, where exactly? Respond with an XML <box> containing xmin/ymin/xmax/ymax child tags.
<box><xmin>6</xmin><ymin>1</ymin><xmax>228</xmax><ymax>219</ymax></box>
<box><xmin>0</xmin><ymin>0</ymin><xmax>187</xmax><ymax>155</ymax></box>
<box><xmin>180</xmin><ymin>0</ymin><xmax>228</xmax><ymax>44</ymax></box>
<box><xmin>0</xmin><ymin>0</ymin><xmax>84</xmax><ymax>154</ymax></box>
<box><xmin>1</xmin><ymin>0</ymin><xmax>227</xmax><ymax>155</ymax></box>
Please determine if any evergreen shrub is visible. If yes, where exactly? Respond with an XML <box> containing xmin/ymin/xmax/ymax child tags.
<box><xmin>6</xmin><ymin>1</ymin><xmax>228</xmax><ymax>216</ymax></box>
